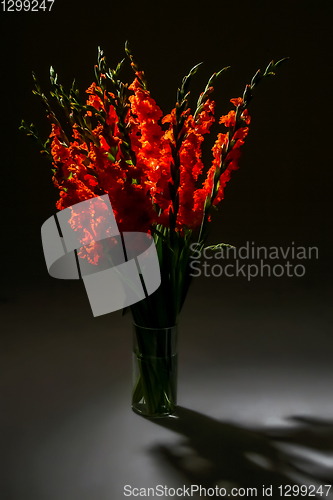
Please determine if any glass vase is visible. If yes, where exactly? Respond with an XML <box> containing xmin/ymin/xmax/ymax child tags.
<box><xmin>132</xmin><ymin>323</ymin><xmax>178</xmax><ymax>418</ymax></box>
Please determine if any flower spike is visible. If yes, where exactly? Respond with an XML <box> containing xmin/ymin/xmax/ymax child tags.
<box><xmin>193</xmin><ymin>66</ymin><xmax>230</xmax><ymax>121</ymax></box>
<box><xmin>125</xmin><ymin>40</ymin><xmax>148</xmax><ymax>90</ymax></box>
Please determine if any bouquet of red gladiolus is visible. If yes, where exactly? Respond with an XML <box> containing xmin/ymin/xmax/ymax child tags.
<box><xmin>21</xmin><ymin>44</ymin><xmax>286</xmax><ymax>416</ymax></box>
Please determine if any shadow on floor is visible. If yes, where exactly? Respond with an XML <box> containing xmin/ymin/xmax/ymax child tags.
<box><xmin>147</xmin><ymin>408</ymin><xmax>333</xmax><ymax>499</ymax></box>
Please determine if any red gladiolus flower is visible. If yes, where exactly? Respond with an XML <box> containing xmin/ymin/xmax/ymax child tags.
<box><xmin>49</xmin><ymin>74</ymin><xmax>251</xmax><ymax>260</ymax></box>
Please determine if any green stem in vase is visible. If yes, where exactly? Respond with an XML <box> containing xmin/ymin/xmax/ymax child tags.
<box><xmin>132</xmin><ymin>324</ymin><xmax>177</xmax><ymax>417</ymax></box>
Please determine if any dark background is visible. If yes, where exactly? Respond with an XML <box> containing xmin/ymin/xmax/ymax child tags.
<box><xmin>1</xmin><ymin>0</ymin><xmax>333</xmax><ymax>284</ymax></box>
<box><xmin>1</xmin><ymin>1</ymin><xmax>333</xmax><ymax>499</ymax></box>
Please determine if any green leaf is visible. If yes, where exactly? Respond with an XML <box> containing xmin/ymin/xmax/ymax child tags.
<box><xmin>204</xmin><ymin>194</ymin><xmax>211</xmax><ymax>211</ymax></box>
<box><xmin>151</xmin><ymin>227</ymin><xmax>167</xmax><ymax>241</ymax></box>
<box><xmin>188</xmin><ymin>61</ymin><xmax>203</xmax><ymax>77</ymax></box>
<box><xmin>106</xmin><ymin>152</ymin><xmax>116</xmax><ymax>162</ymax></box>
<box><xmin>274</xmin><ymin>57</ymin><xmax>289</xmax><ymax>68</ymax></box>
<box><xmin>264</xmin><ymin>60</ymin><xmax>274</xmax><ymax>74</ymax></box>
<box><xmin>215</xmin><ymin>66</ymin><xmax>230</xmax><ymax>79</ymax></box>
<box><xmin>50</xmin><ymin>66</ymin><xmax>57</xmax><ymax>85</ymax></box>
<box><xmin>251</xmin><ymin>69</ymin><xmax>261</xmax><ymax>87</ymax></box>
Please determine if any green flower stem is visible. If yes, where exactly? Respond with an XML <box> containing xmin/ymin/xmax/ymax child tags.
<box><xmin>133</xmin><ymin>352</ymin><xmax>176</xmax><ymax>416</ymax></box>
<box><xmin>132</xmin><ymin>370</ymin><xmax>144</xmax><ymax>403</ymax></box>
<box><xmin>132</xmin><ymin>323</ymin><xmax>177</xmax><ymax>416</ymax></box>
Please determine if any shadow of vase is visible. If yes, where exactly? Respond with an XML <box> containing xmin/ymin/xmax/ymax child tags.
<box><xmin>145</xmin><ymin>407</ymin><xmax>333</xmax><ymax>498</ymax></box>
